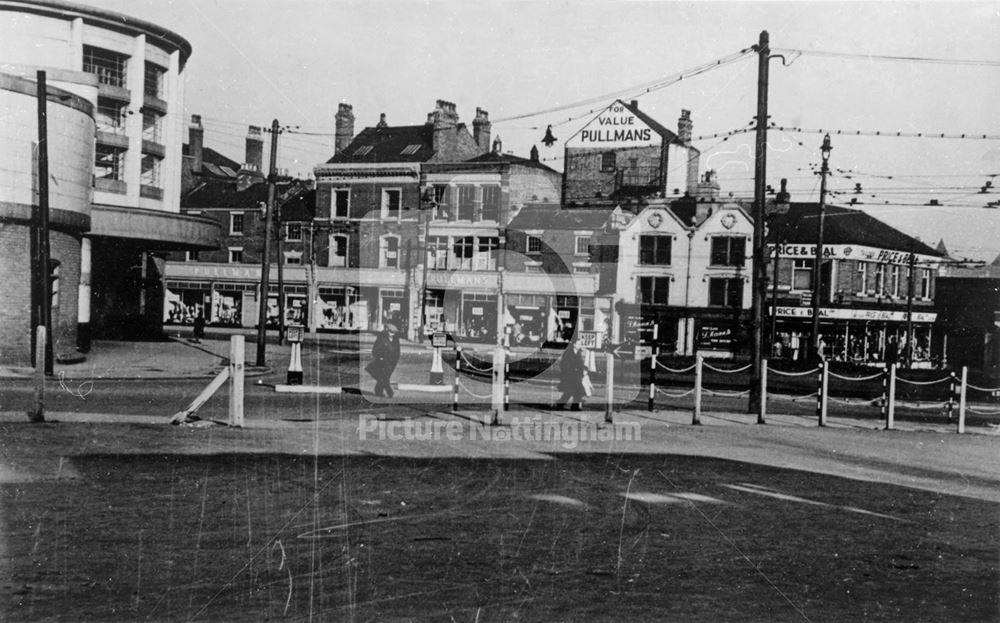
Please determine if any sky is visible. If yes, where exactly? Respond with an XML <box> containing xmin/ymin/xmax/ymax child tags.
<box><xmin>79</xmin><ymin>0</ymin><xmax>1000</xmax><ymax>261</ymax></box>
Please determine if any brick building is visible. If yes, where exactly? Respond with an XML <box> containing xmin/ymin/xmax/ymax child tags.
<box><xmin>562</xmin><ymin>100</ymin><xmax>699</xmax><ymax>206</ymax></box>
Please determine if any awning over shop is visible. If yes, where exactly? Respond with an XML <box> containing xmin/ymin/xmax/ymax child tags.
<box><xmin>90</xmin><ymin>204</ymin><xmax>220</xmax><ymax>251</ymax></box>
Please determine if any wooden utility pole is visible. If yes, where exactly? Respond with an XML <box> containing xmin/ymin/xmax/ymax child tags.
<box><xmin>36</xmin><ymin>70</ymin><xmax>54</xmax><ymax>375</ymax></box>
<box><xmin>255</xmin><ymin>119</ymin><xmax>279</xmax><ymax>367</ymax></box>
<box><xmin>749</xmin><ymin>31</ymin><xmax>770</xmax><ymax>421</ymax></box>
<box><xmin>811</xmin><ymin>134</ymin><xmax>832</xmax><ymax>360</ymax></box>
<box><xmin>905</xmin><ymin>246</ymin><xmax>916</xmax><ymax>368</ymax></box>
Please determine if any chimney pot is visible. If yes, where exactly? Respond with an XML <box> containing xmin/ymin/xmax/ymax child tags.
<box><xmin>189</xmin><ymin>114</ymin><xmax>204</xmax><ymax>175</ymax></box>
<box><xmin>334</xmin><ymin>101</ymin><xmax>355</xmax><ymax>155</ymax></box>
<box><xmin>630</xmin><ymin>100</ymin><xmax>638</xmax><ymax>108</ymax></box>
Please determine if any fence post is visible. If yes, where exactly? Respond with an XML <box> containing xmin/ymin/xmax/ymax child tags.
<box><xmin>604</xmin><ymin>351</ymin><xmax>614</xmax><ymax>423</ymax></box>
<box><xmin>816</xmin><ymin>362</ymin><xmax>824</xmax><ymax>427</ymax></box>
<box><xmin>945</xmin><ymin>371</ymin><xmax>957</xmax><ymax>424</ymax></box>
<box><xmin>886</xmin><ymin>363</ymin><xmax>897</xmax><ymax>430</ymax></box>
<box><xmin>29</xmin><ymin>326</ymin><xmax>46</xmax><ymax>423</ymax></box>
<box><xmin>880</xmin><ymin>365</ymin><xmax>888</xmax><ymax>420</ymax></box>
<box><xmin>692</xmin><ymin>353</ymin><xmax>703</xmax><ymax>425</ymax></box>
<box><xmin>503</xmin><ymin>347</ymin><xmax>510</xmax><ymax>412</ymax></box>
<box><xmin>957</xmin><ymin>366</ymin><xmax>968</xmax><ymax>434</ymax></box>
<box><xmin>491</xmin><ymin>346</ymin><xmax>504</xmax><ymax>425</ymax></box>
<box><xmin>453</xmin><ymin>346</ymin><xmax>461</xmax><ymax>412</ymax></box>
<box><xmin>228</xmin><ymin>335</ymin><xmax>245</xmax><ymax>428</ymax></box>
<box><xmin>648</xmin><ymin>348</ymin><xmax>656</xmax><ymax>412</ymax></box>
<box><xmin>760</xmin><ymin>358</ymin><xmax>768</xmax><ymax>424</ymax></box>
<box><xmin>819</xmin><ymin>362</ymin><xmax>829</xmax><ymax>427</ymax></box>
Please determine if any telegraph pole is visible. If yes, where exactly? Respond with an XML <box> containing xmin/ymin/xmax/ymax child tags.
<box><xmin>36</xmin><ymin>70</ymin><xmax>53</xmax><ymax>375</ymax></box>
<box><xmin>811</xmin><ymin>134</ymin><xmax>832</xmax><ymax>360</ymax></box>
<box><xmin>905</xmin><ymin>246</ymin><xmax>916</xmax><ymax>368</ymax></box>
<box><xmin>749</xmin><ymin>31</ymin><xmax>770</xmax><ymax>420</ymax></box>
<box><xmin>255</xmin><ymin>119</ymin><xmax>279</xmax><ymax>367</ymax></box>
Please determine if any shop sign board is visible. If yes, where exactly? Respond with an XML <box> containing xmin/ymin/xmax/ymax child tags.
<box><xmin>568</xmin><ymin>102</ymin><xmax>660</xmax><ymax>149</ymax></box>
<box><xmin>774</xmin><ymin>306</ymin><xmax>937</xmax><ymax>322</ymax></box>
<box><xmin>767</xmin><ymin>243</ymin><xmax>938</xmax><ymax>267</ymax></box>
<box><xmin>696</xmin><ymin>324</ymin><xmax>734</xmax><ymax>350</ymax></box>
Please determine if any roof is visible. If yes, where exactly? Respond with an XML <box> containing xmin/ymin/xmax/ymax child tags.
<box><xmin>183</xmin><ymin>180</ymin><xmax>313</xmax><ymax>215</ymax></box>
<box><xmin>326</xmin><ymin>124</ymin><xmax>434</xmax><ymax>164</ymax></box>
<box><xmin>183</xmin><ymin>143</ymin><xmax>241</xmax><ymax>175</ymax></box>
<box><xmin>465</xmin><ymin>151</ymin><xmax>559</xmax><ymax>174</ymax></box>
<box><xmin>509</xmin><ymin>204</ymin><xmax>612</xmax><ymax>231</ymax></box>
<box><xmin>767</xmin><ymin>204</ymin><xmax>942</xmax><ymax>256</ymax></box>
<box><xmin>619</xmin><ymin>99</ymin><xmax>677</xmax><ymax>143</ymax></box>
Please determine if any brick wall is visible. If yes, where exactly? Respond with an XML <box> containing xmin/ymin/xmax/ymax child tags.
<box><xmin>564</xmin><ymin>145</ymin><xmax>662</xmax><ymax>204</ymax></box>
<box><xmin>0</xmin><ymin>223</ymin><xmax>81</xmax><ymax>365</ymax></box>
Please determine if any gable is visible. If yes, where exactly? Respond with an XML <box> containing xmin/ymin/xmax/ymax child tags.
<box><xmin>566</xmin><ymin>100</ymin><xmax>662</xmax><ymax>149</ymax></box>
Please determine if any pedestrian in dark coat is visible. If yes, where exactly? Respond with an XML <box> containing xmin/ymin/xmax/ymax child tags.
<box><xmin>368</xmin><ymin>323</ymin><xmax>401</xmax><ymax>397</ymax></box>
<box><xmin>556</xmin><ymin>342</ymin><xmax>588</xmax><ymax>410</ymax></box>
<box><xmin>193</xmin><ymin>312</ymin><xmax>205</xmax><ymax>343</ymax></box>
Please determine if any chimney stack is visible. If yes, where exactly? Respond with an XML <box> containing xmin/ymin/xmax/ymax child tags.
<box><xmin>776</xmin><ymin>178</ymin><xmax>790</xmax><ymax>204</ymax></box>
<box><xmin>473</xmin><ymin>107</ymin><xmax>491</xmax><ymax>154</ymax></box>
<box><xmin>376</xmin><ymin>113</ymin><xmax>388</xmax><ymax>128</ymax></box>
<box><xmin>696</xmin><ymin>170</ymin><xmax>720</xmax><ymax>201</ymax></box>
<box><xmin>492</xmin><ymin>136</ymin><xmax>502</xmax><ymax>154</ymax></box>
<box><xmin>677</xmin><ymin>109</ymin><xmax>693</xmax><ymax>145</ymax></box>
<box><xmin>245</xmin><ymin>125</ymin><xmax>263</xmax><ymax>172</ymax></box>
<box><xmin>431</xmin><ymin>99</ymin><xmax>459</xmax><ymax>157</ymax></box>
<box><xmin>189</xmin><ymin>114</ymin><xmax>204</xmax><ymax>174</ymax></box>
<box><xmin>530</xmin><ymin>145</ymin><xmax>539</xmax><ymax>162</ymax></box>
<box><xmin>334</xmin><ymin>103</ymin><xmax>354</xmax><ymax>155</ymax></box>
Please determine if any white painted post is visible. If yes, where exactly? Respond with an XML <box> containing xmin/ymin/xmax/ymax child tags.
<box><xmin>820</xmin><ymin>361</ymin><xmax>829</xmax><ymax>427</ymax></box>
<box><xmin>491</xmin><ymin>346</ymin><xmax>504</xmax><ymax>425</ymax></box>
<box><xmin>604</xmin><ymin>352</ymin><xmax>614</xmax><ymax>423</ymax></box>
<box><xmin>228</xmin><ymin>335</ymin><xmax>245</xmax><ymax>428</ymax></box>
<box><xmin>692</xmin><ymin>353</ymin><xmax>703</xmax><ymax>425</ymax></box>
<box><xmin>886</xmin><ymin>362</ymin><xmax>897</xmax><ymax>430</ymax></box>
<box><xmin>760</xmin><ymin>358</ymin><xmax>768</xmax><ymax>424</ymax></box>
<box><xmin>958</xmin><ymin>366</ymin><xmax>968</xmax><ymax>434</ymax></box>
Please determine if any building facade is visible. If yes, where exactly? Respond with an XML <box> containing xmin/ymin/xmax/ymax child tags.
<box><xmin>0</xmin><ymin>0</ymin><xmax>218</xmax><ymax>364</ymax></box>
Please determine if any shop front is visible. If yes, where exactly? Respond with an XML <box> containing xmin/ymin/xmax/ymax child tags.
<box><xmin>772</xmin><ymin>306</ymin><xmax>938</xmax><ymax>367</ymax></box>
<box><xmin>316</xmin><ymin>285</ymin><xmax>367</xmax><ymax>331</ymax></box>
<box><xmin>164</xmin><ymin>280</ymin><xmax>210</xmax><ymax>325</ymax></box>
<box><xmin>617</xmin><ymin>303</ymin><xmax>681</xmax><ymax>352</ymax></box>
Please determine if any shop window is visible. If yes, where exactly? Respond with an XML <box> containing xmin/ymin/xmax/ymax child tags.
<box><xmin>453</xmin><ymin>236</ymin><xmax>475</xmax><ymax>270</ymax></box>
<box><xmin>575</xmin><ymin>235</ymin><xmax>591</xmax><ymax>256</ymax></box>
<box><xmin>709</xmin><ymin>278</ymin><xmax>744</xmax><ymax>307</ymax></box>
<box><xmin>710</xmin><ymin>236</ymin><xmax>746</xmax><ymax>267</ymax></box>
<box><xmin>427</xmin><ymin>236</ymin><xmax>449</xmax><ymax>270</ymax></box>
<box><xmin>638</xmin><ymin>276</ymin><xmax>669</xmax><ymax>305</ymax></box>
<box><xmin>228</xmin><ymin>247</ymin><xmax>244</xmax><ymax>264</ymax></box>
<box><xmin>230</xmin><ymin>212</ymin><xmax>244</xmax><ymax>235</ymax></box>
<box><xmin>457</xmin><ymin>185</ymin><xmax>476</xmax><ymax>220</ymax></box>
<box><xmin>527</xmin><ymin>235</ymin><xmax>542</xmax><ymax>255</ymax></box>
<box><xmin>329</xmin><ymin>234</ymin><xmax>348</xmax><ymax>267</ymax></box>
<box><xmin>381</xmin><ymin>236</ymin><xmax>400</xmax><ymax>268</ymax></box>
<box><xmin>792</xmin><ymin>259</ymin><xmax>813</xmax><ymax>291</ymax></box>
<box><xmin>333</xmin><ymin>189</ymin><xmax>350</xmax><ymax>219</ymax></box>
<box><xmin>481</xmin><ymin>185</ymin><xmax>500</xmax><ymax>222</ymax></box>
<box><xmin>639</xmin><ymin>235</ymin><xmax>671</xmax><ymax>265</ymax></box>
<box><xmin>285</xmin><ymin>222</ymin><xmax>302</xmax><ymax>242</ymax></box>
<box><xmin>381</xmin><ymin>189</ymin><xmax>401</xmax><ymax>220</ymax></box>
<box><xmin>601</xmin><ymin>152</ymin><xmax>616</xmax><ymax>172</ymax></box>
<box><xmin>475</xmin><ymin>237</ymin><xmax>498</xmax><ymax>271</ymax></box>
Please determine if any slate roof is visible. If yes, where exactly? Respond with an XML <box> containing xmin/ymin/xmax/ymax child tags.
<box><xmin>767</xmin><ymin>204</ymin><xmax>942</xmax><ymax>256</ymax></box>
<box><xmin>509</xmin><ymin>204</ymin><xmax>613</xmax><ymax>231</ymax></box>
<box><xmin>182</xmin><ymin>144</ymin><xmax>241</xmax><ymax>175</ymax></box>
<box><xmin>465</xmin><ymin>151</ymin><xmax>559</xmax><ymax>174</ymax></box>
<box><xmin>183</xmin><ymin>181</ymin><xmax>313</xmax><ymax>218</ymax></box>
<box><xmin>620</xmin><ymin>100</ymin><xmax>678</xmax><ymax>143</ymax></box>
<box><xmin>326</xmin><ymin>124</ymin><xmax>434</xmax><ymax>164</ymax></box>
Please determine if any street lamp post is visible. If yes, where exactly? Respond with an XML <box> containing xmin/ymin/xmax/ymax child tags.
<box><xmin>811</xmin><ymin>134</ymin><xmax>832</xmax><ymax>360</ymax></box>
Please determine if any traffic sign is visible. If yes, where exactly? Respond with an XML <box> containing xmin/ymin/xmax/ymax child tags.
<box><xmin>431</xmin><ymin>332</ymin><xmax>449</xmax><ymax>348</ymax></box>
<box><xmin>609</xmin><ymin>343</ymin><xmax>652</xmax><ymax>360</ymax></box>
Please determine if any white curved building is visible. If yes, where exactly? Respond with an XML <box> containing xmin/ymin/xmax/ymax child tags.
<box><xmin>0</xmin><ymin>0</ymin><xmax>218</xmax><ymax>364</ymax></box>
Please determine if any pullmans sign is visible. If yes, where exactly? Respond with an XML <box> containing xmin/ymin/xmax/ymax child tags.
<box><xmin>569</xmin><ymin>103</ymin><xmax>659</xmax><ymax>148</ymax></box>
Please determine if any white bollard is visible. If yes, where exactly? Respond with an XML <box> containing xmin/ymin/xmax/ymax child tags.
<box><xmin>30</xmin><ymin>325</ymin><xmax>46</xmax><ymax>423</ymax></box>
<box><xmin>958</xmin><ymin>366</ymin><xmax>968</xmax><ymax>434</ymax></box>
<box><xmin>228</xmin><ymin>335</ymin><xmax>245</xmax><ymax>428</ymax></box>
<box><xmin>430</xmin><ymin>346</ymin><xmax>444</xmax><ymax>385</ymax></box>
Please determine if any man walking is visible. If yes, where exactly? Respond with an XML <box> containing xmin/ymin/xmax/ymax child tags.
<box><xmin>367</xmin><ymin>322</ymin><xmax>401</xmax><ymax>397</ymax></box>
